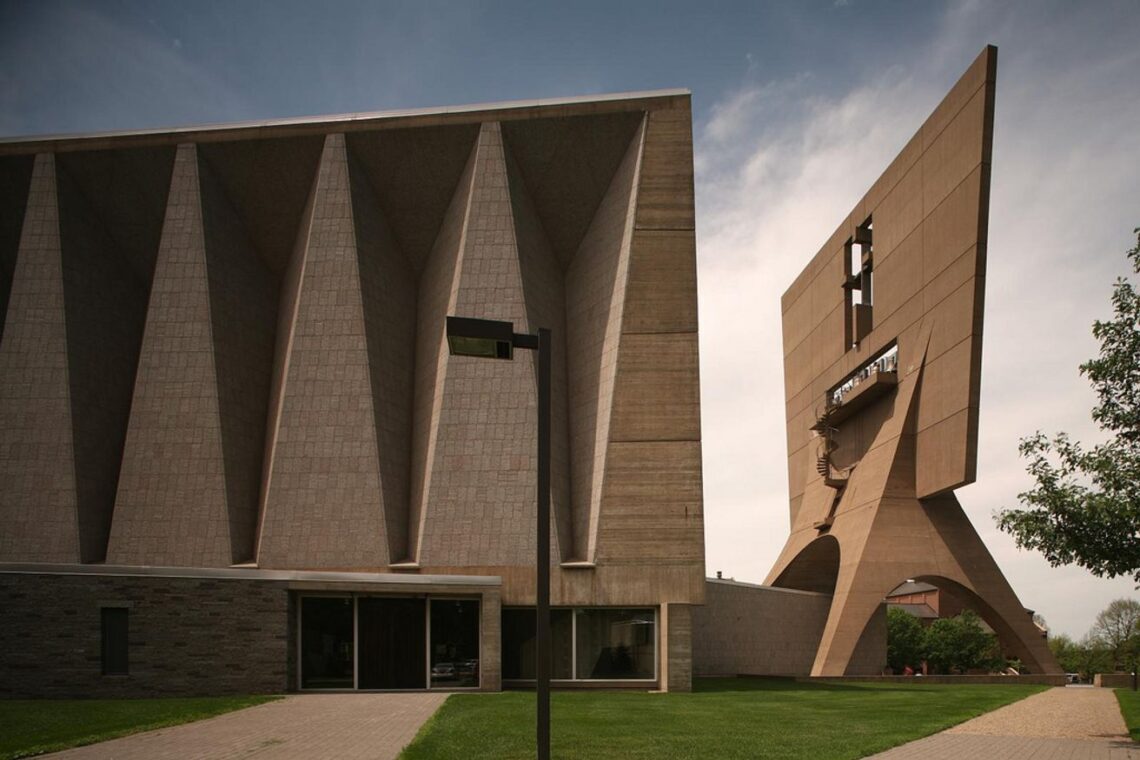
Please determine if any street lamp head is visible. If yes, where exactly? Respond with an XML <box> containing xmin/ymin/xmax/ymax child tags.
<box><xmin>446</xmin><ymin>316</ymin><xmax>515</xmax><ymax>360</ymax></box>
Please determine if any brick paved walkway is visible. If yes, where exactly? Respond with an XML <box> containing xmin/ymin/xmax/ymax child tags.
<box><xmin>44</xmin><ymin>693</ymin><xmax>448</xmax><ymax>760</ymax></box>
<box><xmin>870</xmin><ymin>686</ymin><xmax>1138</xmax><ymax>759</ymax></box>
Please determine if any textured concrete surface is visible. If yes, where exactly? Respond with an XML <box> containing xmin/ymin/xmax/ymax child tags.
<box><xmin>692</xmin><ymin>580</ymin><xmax>831</xmax><ymax>676</ymax></box>
<box><xmin>765</xmin><ymin>46</ymin><xmax>1060</xmax><ymax>678</ymax></box>
<box><xmin>0</xmin><ymin>92</ymin><xmax>704</xmax><ymax>612</ymax></box>
<box><xmin>44</xmin><ymin>693</ymin><xmax>447</xmax><ymax>760</ymax></box>
<box><xmin>871</xmin><ymin>687</ymin><xmax>1138</xmax><ymax>759</ymax></box>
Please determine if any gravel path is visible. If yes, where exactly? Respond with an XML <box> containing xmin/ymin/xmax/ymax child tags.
<box><xmin>944</xmin><ymin>685</ymin><xmax>1129</xmax><ymax>740</ymax></box>
<box><xmin>870</xmin><ymin>687</ymin><xmax>1138</xmax><ymax>759</ymax></box>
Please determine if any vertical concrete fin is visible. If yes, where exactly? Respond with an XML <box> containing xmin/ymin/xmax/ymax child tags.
<box><xmin>0</xmin><ymin>153</ymin><xmax>80</xmax><ymax>562</ymax></box>
<box><xmin>407</xmin><ymin>132</ymin><xmax>480</xmax><ymax>563</ymax></box>
<box><xmin>348</xmin><ymin>143</ymin><xmax>417</xmax><ymax>565</ymax></box>
<box><xmin>56</xmin><ymin>148</ymin><xmax>173</xmax><ymax>564</ymax></box>
<box><xmin>108</xmin><ymin>144</ymin><xmax>233</xmax><ymax>567</ymax></box>
<box><xmin>257</xmin><ymin>134</ymin><xmax>391</xmax><ymax>569</ymax></box>
<box><xmin>0</xmin><ymin>155</ymin><xmax>35</xmax><ymax>347</ymax></box>
<box><xmin>503</xmin><ymin>143</ymin><xmax>572</xmax><ymax>562</ymax></box>
<box><xmin>564</xmin><ymin>118</ymin><xmax>647</xmax><ymax>561</ymax></box>
<box><xmin>416</xmin><ymin>122</ymin><xmax>545</xmax><ymax>567</ymax></box>
<box><xmin>196</xmin><ymin>152</ymin><xmax>280</xmax><ymax>564</ymax></box>
<box><xmin>255</xmin><ymin>142</ymin><xmax>320</xmax><ymax>563</ymax></box>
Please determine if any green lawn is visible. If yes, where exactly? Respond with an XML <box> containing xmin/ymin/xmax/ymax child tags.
<box><xmin>0</xmin><ymin>695</ymin><xmax>280</xmax><ymax>760</ymax></box>
<box><xmin>1117</xmin><ymin>688</ymin><xmax>1140</xmax><ymax>743</ymax></box>
<box><xmin>400</xmin><ymin>678</ymin><xmax>1047</xmax><ymax>760</ymax></box>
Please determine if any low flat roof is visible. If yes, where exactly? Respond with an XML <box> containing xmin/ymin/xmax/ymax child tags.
<box><xmin>706</xmin><ymin>577</ymin><xmax>831</xmax><ymax>597</ymax></box>
<box><xmin>0</xmin><ymin>88</ymin><xmax>691</xmax><ymax>154</ymax></box>
<box><xmin>0</xmin><ymin>562</ymin><xmax>500</xmax><ymax>587</ymax></box>
<box><xmin>888</xmin><ymin>602</ymin><xmax>938</xmax><ymax>619</ymax></box>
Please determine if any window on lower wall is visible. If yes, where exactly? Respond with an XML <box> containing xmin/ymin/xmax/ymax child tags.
<box><xmin>502</xmin><ymin>608</ymin><xmax>573</xmax><ymax>679</ymax></box>
<box><xmin>575</xmin><ymin>608</ymin><xmax>656</xmax><ymax>680</ymax></box>
<box><xmin>100</xmin><ymin>607</ymin><xmax>129</xmax><ymax>676</ymax></box>
<box><xmin>502</xmin><ymin>607</ymin><xmax>657</xmax><ymax>682</ymax></box>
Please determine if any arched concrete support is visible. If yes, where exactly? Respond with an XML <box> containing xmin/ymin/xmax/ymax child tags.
<box><xmin>808</xmin><ymin>489</ymin><xmax>1060</xmax><ymax>675</ymax></box>
<box><xmin>913</xmin><ymin>574</ymin><xmax>1045</xmax><ymax>671</ymax></box>
<box><xmin>773</xmin><ymin>316</ymin><xmax>1060</xmax><ymax>677</ymax></box>
<box><xmin>770</xmin><ymin>534</ymin><xmax>840</xmax><ymax>594</ymax></box>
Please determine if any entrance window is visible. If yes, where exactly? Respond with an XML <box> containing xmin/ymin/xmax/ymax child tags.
<box><xmin>502</xmin><ymin>607</ymin><xmax>657</xmax><ymax>682</ymax></box>
<box><xmin>358</xmin><ymin>597</ymin><xmax>426</xmax><ymax>690</ymax></box>
<box><xmin>300</xmin><ymin>597</ymin><xmax>354</xmax><ymax>689</ymax></box>
<box><xmin>575</xmin><ymin>608</ymin><xmax>656</xmax><ymax>680</ymax></box>
<box><xmin>430</xmin><ymin>600</ymin><xmax>481</xmax><ymax>688</ymax></box>
<box><xmin>297</xmin><ymin>593</ymin><xmax>481</xmax><ymax>691</ymax></box>
<box><xmin>501</xmin><ymin>608</ymin><xmax>573</xmax><ymax>680</ymax></box>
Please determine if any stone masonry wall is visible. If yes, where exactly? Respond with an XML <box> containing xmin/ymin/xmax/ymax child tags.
<box><xmin>0</xmin><ymin>572</ymin><xmax>289</xmax><ymax>698</ymax></box>
<box><xmin>692</xmin><ymin>580</ymin><xmax>832</xmax><ymax>676</ymax></box>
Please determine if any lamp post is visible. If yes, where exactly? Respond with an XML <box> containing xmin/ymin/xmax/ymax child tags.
<box><xmin>445</xmin><ymin>316</ymin><xmax>551</xmax><ymax>760</ymax></box>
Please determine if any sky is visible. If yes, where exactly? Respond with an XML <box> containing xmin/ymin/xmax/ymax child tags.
<box><xmin>2</xmin><ymin>0</ymin><xmax>1138</xmax><ymax>640</ymax></box>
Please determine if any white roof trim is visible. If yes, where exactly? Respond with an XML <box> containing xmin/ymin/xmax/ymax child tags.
<box><xmin>0</xmin><ymin>88</ymin><xmax>690</xmax><ymax>145</ymax></box>
<box><xmin>0</xmin><ymin>562</ymin><xmax>501</xmax><ymax>586</ymax></box>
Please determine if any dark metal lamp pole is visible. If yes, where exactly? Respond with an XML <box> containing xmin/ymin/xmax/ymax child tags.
<box><xmin>445</xmin><ymin>316</ymin><xmax>551</xmax><ymax>760</ymax></box>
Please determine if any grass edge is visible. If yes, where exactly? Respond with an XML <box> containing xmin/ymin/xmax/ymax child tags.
<box><xmin>1</xmin><ymin>695</ymin><xmax>282</xmax><ymax>760</ymax></box>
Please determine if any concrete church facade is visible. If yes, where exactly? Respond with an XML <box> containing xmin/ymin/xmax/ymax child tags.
<box><xmin>0</xmin><ymin>46</ymin><xmax>1060</xmax><ymax>698</ymax></box>
<box><xmin>0</xmin><ymin>91</ymin><xmax>704</xmax><ymax>696</ymax></box>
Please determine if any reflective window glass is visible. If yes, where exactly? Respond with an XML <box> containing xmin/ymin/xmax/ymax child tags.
<box><xmin>301</xmin><ymin>597</ymin><xmax>354</xmax><ymax>689</ymax></box>
<box><xmin>501</xmin><ymin>608</ymin><xmax>572</xmax><ymax>680</ymax></box>
<box><xmin>101</xmin><ymin>607</ymin><xmax>129</xmax><ymax>675</ymax></box>
<box><xmin>575</xmin><ymin>608</ymin><xmax>655</xmax><ymax>680</ymax></box>
<box><xmin>430</xmin><ymin>599</ymin><xmax>480</xmax><ymax>688</ymax></box>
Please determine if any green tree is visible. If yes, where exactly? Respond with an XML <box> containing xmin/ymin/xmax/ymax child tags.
<box><xmin>1049</xmin><ymin>633</ymin><xmax>1082</xmax><ymax>673</ymax></box>
<box><xmin>1048</xmin><ymin>632</ymin><xmax>1112</xmax><ymax>679</ymax></box>
<box><xmin>924</xmin><ymin>610</ymin><xmax>1000</xmax><ymax>674</ymax></box>
<box><xmin>886</xmin><ymin>607</ymin><xmax>926</xmax><ymax>673</ymax></box>
<box><xmin>1090</xmin><ymin>598</ymin><xmax>1140</xmax><ymax>671</ymax></box>
<box><xmin>997</xmin><ymin>228</ymin><xmax>1140</xmax><ymax>583</ymax></box>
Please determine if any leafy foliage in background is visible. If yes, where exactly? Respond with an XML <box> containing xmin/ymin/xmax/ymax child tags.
<box><xmin>885</xmin><ymin>608</ymin><xmax>1003</xmax><ymax>674</ymax></box>
<box><xmin>997</xmin><ymin>228</ymin><xmax>1140</xmax><ymax>583</ymax></box>
<box><xmin>1047</xmin><ymin>632</ymin><xmax>1111</xmax><ymax>678</ymax></box>
<box><xmin>886</xmin><ymin>608</ymin><xmax>926</xmax><ymax>673</ymax></box>
<box><xmin>1089</xmin><ymin>598</ymin><xmax>1140</xmax><ymax>671</ymax></box>
<box><xmin>887</xmin><ymin>597</ymin><xmax>1139</xmax><ymax>678</ymax></box>
<box><xmin>924</xmin><ymin>610</ymin><xmax>1003</xmax><ymax>674</ymax></box>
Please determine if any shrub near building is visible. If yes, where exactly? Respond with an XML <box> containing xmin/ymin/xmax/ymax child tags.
<box><xmin>887</xmin><ymin>608</ymin><xmax>1005</xmax><ymax>674</ymax></box>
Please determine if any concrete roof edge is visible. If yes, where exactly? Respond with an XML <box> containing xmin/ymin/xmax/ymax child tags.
<box><xmin>0</xmin><ymin>562</ymin><xmax>502</xmax><ymax>586</ymax></box>
<box><xmin>0</xmin><ymin>88</ymin><xmax>691</xmax><ymax>148</ymax></box>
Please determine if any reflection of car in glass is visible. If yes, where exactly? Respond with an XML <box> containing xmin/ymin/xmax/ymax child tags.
<box><xmin>458</xmin><ymin>659</ymin><xmax>479</xmax><ymax>678</ymax></box>
<box><xmin>431</xmin><ymin>662</ymin><xmax>456</xmax><ymax>680</ymax></box>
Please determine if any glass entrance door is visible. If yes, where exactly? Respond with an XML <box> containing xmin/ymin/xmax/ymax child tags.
<box><xmin>298</xmin><ymin>594</ymin><xmax>481</xmax><ymax>690</ymax></box>
<box><xmin>357</xmin><ymin>597</ymin><xmax>426</xmax><ymax>689</ymax></box>
<box><xmin>430</xmin><ymin>599</ymin><xmax>480</xmax><ymax>688</ymax></box>
<box><xmin>300</xmin><ymin>597</ymin><xmax>354</xmax><ymax>689</ymax></box>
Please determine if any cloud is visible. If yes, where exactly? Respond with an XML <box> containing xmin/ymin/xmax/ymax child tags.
<box><xmin>695</xmin><ymin>0</ymin><xmax>1140</xmax><ymax>638</ymax></box>
<box><xmin>695</xmin><ymin>62</ymin><xmax>932</xmax><ymax>585</ymax></box>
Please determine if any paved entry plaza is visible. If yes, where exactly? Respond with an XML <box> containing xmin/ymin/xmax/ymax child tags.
<box><xmin>43</xmin><ymin>693</ymin><xmax>446</xmax><ymax>760</ymax></box>
<box><xmin>36</xmin><ymin>685</ymin><xmax>1139</xmax><ymax>759</ymax></box>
